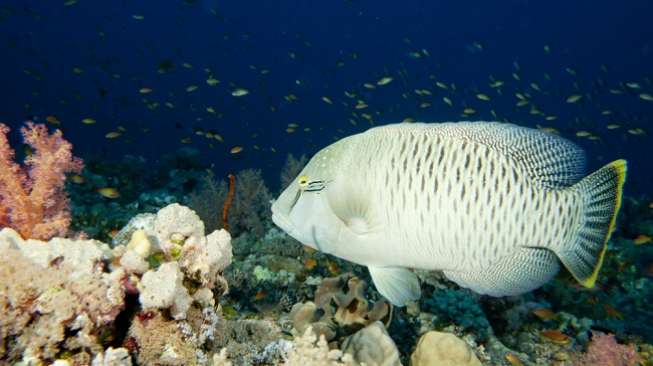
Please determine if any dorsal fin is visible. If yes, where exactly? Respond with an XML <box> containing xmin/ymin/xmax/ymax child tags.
<box><xmin>370</xmin><ymin>122</ymin><xmax>587</xmax><ymax>188</ymax></box>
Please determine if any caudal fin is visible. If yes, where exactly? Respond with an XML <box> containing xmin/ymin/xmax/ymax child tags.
<box><xmin>557</xmin><ymin>159</ymin><xmax>627</xmax><ymax>288</ymax></box>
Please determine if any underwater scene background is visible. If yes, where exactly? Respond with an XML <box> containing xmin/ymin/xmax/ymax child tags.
<box><xmin>1</xmin><ymin>0</ymin><xmax>653</xmax><ymax>365</ymax></box>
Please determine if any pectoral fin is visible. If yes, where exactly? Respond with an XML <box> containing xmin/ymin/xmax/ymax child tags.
<box><xmin>368</xmin><ymin>266</ymin><xmax>421</xmax><ymax>306</ymax></box>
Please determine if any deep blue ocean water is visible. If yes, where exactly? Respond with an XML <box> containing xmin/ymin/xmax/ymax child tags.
<box><xmin>1</xmin><ymin>0</ymin><xmax>651</xmax><ymax>194</ymax></box>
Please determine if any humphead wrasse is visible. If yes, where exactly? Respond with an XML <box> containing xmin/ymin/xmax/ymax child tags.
<box><xmin>271</xmin><ymin>122</ymin><xmax>627</xmax><ymax>306</ymax></box>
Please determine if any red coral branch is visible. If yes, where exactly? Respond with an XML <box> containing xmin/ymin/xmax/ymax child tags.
<box><xmin>222</xmin><ymin>173</ymin><xmax>235</xmax><ymax>232</ymax></box>
<box><xmin>0</xmin><ymin>122</ymin><xmax>83</xmax><ymax>240</ymax></box>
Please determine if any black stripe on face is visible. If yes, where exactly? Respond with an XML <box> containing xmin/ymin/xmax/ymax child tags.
<box><xmin>306</xmin><ymin>180</ymin><xmax>327</xmax><ymax>192</ymax></box>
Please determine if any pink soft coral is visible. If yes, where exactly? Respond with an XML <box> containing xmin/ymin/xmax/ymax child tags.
<box><xmin>577</xmin><ymin>332</ymin><xmax>641</xmax><ymax>366</ymax></box>
<box><xmin>0</xmin><ymin>122</ymin><xmax>83</xmax><ymax>240</ymax></box>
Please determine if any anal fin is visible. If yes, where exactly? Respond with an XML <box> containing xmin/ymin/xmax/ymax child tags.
<box><xmin>368</xmin><ymin>266</ymin><xmax>421</xmax><ymax>306</ymax></box>
<box><xmin>444</xmin><ymin>247</ymin><xmax>560</xmax><ymax>297</ymax></box>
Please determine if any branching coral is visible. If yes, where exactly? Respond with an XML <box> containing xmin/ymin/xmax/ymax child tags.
<box><xmin>188</xmin><ymin>169</ymin><xmax>272</xmax><ymax>237</ymax></box>
<box><xmin>280</xmin><ymin>153</ymin><xmax>308</xmax><ymax>190</ymax></box>
<box><xmin>0</xmin><ymin>122</ymin><xmax>83</xmax><ymax>240</ymax></box>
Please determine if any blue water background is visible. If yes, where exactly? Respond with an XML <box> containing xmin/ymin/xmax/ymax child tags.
<box><xmin>0</xmin><ymin>0</ymin><xmax>651</xmax><ymax>193</ymax></box>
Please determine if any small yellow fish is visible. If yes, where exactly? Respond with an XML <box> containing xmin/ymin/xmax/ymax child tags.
<box><xmin>639</xmin><ymin>93</ymin><xmax>653</xmax><ymax>101</ymax></box>
<box><xmin>505</xmin><ymin>353</ymin><xmax>524</xmax><ymax>366</ymax></box>
<box><xmin>206</xmin><ymin>77</ymin><xmax>220</xmax><ymax>86</ymax></box>
<box><xmin>576</xmin><ymin>131</ymin><xmax>592</xmax><ymax>137</ymax></box>
<box><xmin>634</xmin><ymin>234</ymin><xmax>652</xmax><ymax>245</ymax></box>
<box><xmin>435</xmin><ymin>81</ymin><xmax>448</xmax><ymax>89</ymax></box>
<box><xmin>376</xmin><ymin>76</ymin><xmax>393</xmax><ymax>86</ymax></box>
<box><xmin>603</xmin><ymin>304</ymin><xmax>624</xmax><ymax>320</ymax></box>
<box><xmin>98</xmin><ymin>187</ymin><xmax>120</xmax><ymax>199</ymax></box>
<box><xmin>363</xmin><ymin>83</ymin><xmax>376</xmax><ymax>89</ymax></box>
<box><xmin>606</xmin><ymin>124</ymin><xmax>621</xmax><ymax>130</ymax></box>
<box><xmin>139</xmin><ymin>87</ymin><xmax>153</xmax><ymax>94</ymax></box>
<box><xmin>537</xmin><ymin>126</ymin><xmax>560</xmax><ymax>134</ymax></box>
<box><xmin>105</xmin><ymin>131</ymin><xmax>122</xmax><ymax>139</ymax></box>
<box><xmin>533</xmin><ymin>308</ymin><xmax>557</xmax><ymax>321</ymax></box>
<box><xmin>490</xmin><ymin>81</ymin><xmax>504</xmax><ymax>88</ymax></box>
<box><xmin>566</xmin><ymin>94</ymin><xmax>583</xmax><ymax>103</ymax></box>
<box><xmin>355</xmin><ymin>102</ymin><xmax>368</xmax><ymax>109</ymax></box>
<box><xmin>627</xmin><ymin>128</ymin><xmax>646</xmax><ymax>135</ymax></box>
<box><xmin>304</xmin><ymin>258</ymin><xmax>317</xmax><ymax>270</ymax></box>
<box><xmin>186</xmin><ymin>85</ymin><xmax>198</xmax><ymax>92</ymax></box>
<box><xmin>442</xmin><ymin>97</ymin><xmax>453</xmax><ymax>106</ymax></box>
<box><xmin>230</xmin><ymin>146</ymin><xmax>244</xmax><ymax>154</ymax></box>
<box><xmin>462</xmin><ymin>108</ymin><xmax>476</xmax><ymax>115</ymax></box>
<box><xmin>70</xmin><ymin>175</ymin><xmax>85</xmax><ymax>184</ymax></box>
<box><xmin>45</xmin><ymin>115</ymin><xmax>60</xmax><ymax>125</ymax></box>
<box><xmin>253</xmin><ymin>289</ymin><xmax>267</xmax><ymax>301</ymax></box>
<box><xmin>132</xmin><ymin>14</ymin><xmax>145</xmax><ymax>20</ymax></box>
<box><xmin>539</xmin><ymin>330</ymin><xmax>571</xmax><ymax>345</ymax></box>
<box><xmin>321</xmin><ymin>96</ymin><xmax>333</xmax><ymax>104</ymax></box>
<box><xmin>231</xmin><ymin>88</ymin><xmax>249</xmax><ymax>97</ymax></box>
<box><xmin>81</xmin><ymin>118</ymin><xmax>96</xmax><ymax>125</ymax></box>
<box><xmin>476</xmin><ymin>93</ymin><xmax>491</xmax><ymax>101</ymax></box>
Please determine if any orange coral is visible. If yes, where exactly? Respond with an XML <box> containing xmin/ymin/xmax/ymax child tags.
<box><xmin>222</xmin><ymin>173</ymin><xmax>235</xmax><ymax>231</ymax></box>
<box><xmin>0</xmin><ymin>122</ymin><xmax>83</xmax><ymax>240</ymax></box>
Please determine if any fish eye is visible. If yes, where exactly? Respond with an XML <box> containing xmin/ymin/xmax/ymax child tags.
<box><xmin>298</xmin><ymin>175</ymin><xmax>309</xmax><ymax>188</ymax></box>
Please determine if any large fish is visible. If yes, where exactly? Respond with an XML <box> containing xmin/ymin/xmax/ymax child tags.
<box><xmin>271</xmin><ymin>122</ymin><xmax>626</xmax><ymax>306</ymax></box>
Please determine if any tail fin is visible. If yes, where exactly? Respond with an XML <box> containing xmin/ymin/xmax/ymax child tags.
<box><xmin>557</xmin><ymin>159</ymin><xmax>627</xmax><ymax>288</ymax></box>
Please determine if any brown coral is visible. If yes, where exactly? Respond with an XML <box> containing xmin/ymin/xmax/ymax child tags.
<box><xmin>290</xmin><ymin>273</ymin><xmax>392</xmax><ymax>343</ymax></box>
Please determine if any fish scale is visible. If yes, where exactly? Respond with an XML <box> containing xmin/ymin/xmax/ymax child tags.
<box><xmin>272</xmin><ymin>121</ymin><xmax>626</xmax><ymax>305</ymax></box>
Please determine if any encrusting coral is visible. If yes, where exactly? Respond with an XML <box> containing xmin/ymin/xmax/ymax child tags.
<box><xmin>0</xmin><ymin>203</ymin><xmax>233</xmax><ymax>365</ymax></box>
<box><xmin>0</xmin><ymin>228</ymin><xmax>124</xmax><ymax>362</ymax></box>
<box><xmin>0</xmin><ymin>122</ymin><xmax>83</xmax><ymax>240</ymax></box>
<box><xmin>290</xmin><ymin>273</ymin><xmax>392</xmax><ymax>343</ymax></box>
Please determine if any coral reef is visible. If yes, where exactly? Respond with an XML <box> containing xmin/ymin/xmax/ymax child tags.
<box><xmin>188</xmin><ymin>169</ymin><xmax>272</xmax><ymax>237</ymax></box>
<box><xmin>421</xmin><ymin>287</ymin><xmax>490</xmax><ymax>338</ymax></box>
<box><xmin>575</xmin><ymin>332</ymin><xmax>641</xmax><ymax>366</ymax></box>
<box><xmin>341</xmin><ymin>322</ymin><xmax>400</xmax><ymax>366</ymax></box>
<box><xmin>0</xmin><ymin>228</ymin><xmax>123</xmax><ymax>362</ymax></box>
<box><xmin>290</xmin><ymin>273</ymin><xmax>392</xmax><ymax>342</ymax></box>
<box><xmin>0</xmin><ymin>203</ymin><xmax>232</xmax><ymax>365</ymax></box>
<box><xmin>0</xmin><ymin>122</ymin><xmax>83</xmax><ymax>240</ymax></box>
<box><xmin>410</xmin><ymin>331</ymin><xmax>482</xmax><ymax>366</ymax></box>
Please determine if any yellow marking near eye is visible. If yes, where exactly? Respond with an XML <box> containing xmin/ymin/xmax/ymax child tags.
<box><xmin>298</xmin><ymin>175</ymin><xmax>309</xmax><ymax>189</ymax></box>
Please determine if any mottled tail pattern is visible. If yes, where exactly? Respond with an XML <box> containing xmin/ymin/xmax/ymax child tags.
<box><xmin>558</xmin><ymin>159</ymin><xmax>627</xmax><ymax>287</ymax></box>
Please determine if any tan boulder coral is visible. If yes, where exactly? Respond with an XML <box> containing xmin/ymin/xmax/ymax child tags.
<box><xmin>341</xmin><ymin>321</ymin><xmax>401</xmax><ymax>366</ymax></box>
<box><xmin>410</xmin><ymin>331</ymin><xmax>482</xmax><ymax>366</ymax></box>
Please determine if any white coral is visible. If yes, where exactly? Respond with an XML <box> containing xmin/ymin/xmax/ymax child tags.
<box><xmin>139</xmin><ymin>262</ymin><xmax>192</xmax><ymax>320</ymax></box>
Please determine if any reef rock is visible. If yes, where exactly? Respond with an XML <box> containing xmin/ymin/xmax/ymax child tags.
<box><xmin>139</xmin><ymin>262</ymin><xmax>192</xmax><ymax>320</ymax></box>
<box><xmin>341</xmin><ymin>321</ymin><xmax>401</xmax><ymax>366</ymax></box>
<box><xmin>0</xmin><ymin>228</ymin><xmax>125</xmax><ymax>361</ymax></box>
<box><xmin>410</xmin><ymin>331</ymin><xmax>482</xmax><ymax>366</ymax></box>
